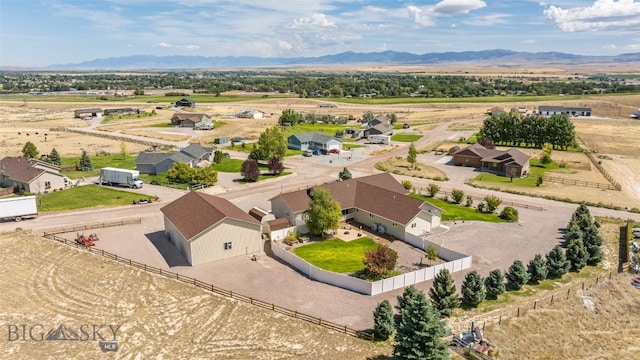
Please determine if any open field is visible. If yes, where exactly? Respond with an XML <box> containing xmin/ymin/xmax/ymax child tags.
<box><xmin>0</xmin><ymin>230</ymin><xmax>390</xmax><ymax>359</ymax></box>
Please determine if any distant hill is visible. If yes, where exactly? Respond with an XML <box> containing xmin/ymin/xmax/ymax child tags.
<box><xmin>48</xmin><ymin>50</ymin><xmax>640</xmax><ymax>70</ymax></box>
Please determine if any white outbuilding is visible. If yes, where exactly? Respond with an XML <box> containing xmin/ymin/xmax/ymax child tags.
<box><xmin>161</xmin><ymin>192</ymin><xmax>262</xmax><ymax>265</ymax></box>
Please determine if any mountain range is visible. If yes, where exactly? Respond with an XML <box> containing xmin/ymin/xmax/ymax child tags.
<box><xmin>48</xmin><ymin>50</ymin><xmax>640</xmax><ymax>70</ymax></box>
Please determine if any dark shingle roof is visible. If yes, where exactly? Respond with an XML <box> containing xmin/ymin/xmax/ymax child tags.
<box><xmin>267</xmin><ymin>217</ymin><xmax>291</xmax><ymax>231</ymax></box>
<box><xmin>454</xmin><ymin>144</ymin><xmax>530</xmax><ymax>167</ymax></box>
<box><xmin>180</xmin><ymin>143</ymin><xmax>211</xmax><ymax>159</ymax></box>
<box><xmin>161</xmin><ymin>192</ymin><xmax>259</xmax><ymax>241</ymax></box>
<box><xmin>273</xmin><ymin>173</ymin><xmax>432</xmax><ymax>225</ymax></box>
<box><xmin>135</xmin><ymin>152</ymin><xmax>172</xmax><ymax>165</ymax></box>
<box><xmin>288</xmin><ymin>132</ymin><xmax>337</xmax><ymax>144</ymax></box>
<box><xmin>0</xmin><ymin>157</ymin><xmax>54</xmax><ymax>183</ymax></box>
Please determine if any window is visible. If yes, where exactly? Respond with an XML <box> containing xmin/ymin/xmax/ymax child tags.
<box><xmin>369</xmin><ymin>213</ymin><xmax>373</xmax><ymax>218</ymax></box>
<box><xmin>411</xmin><ymin>223</ymin><xmax>416</xmax><ymax>228</ymax></box>
<box><xmin>44</xmin><ymin>181</ymin><xmax>51</xmax><ymax>189</ymax></box>
<box><xmin>224</xmin><ymin>241</ymin><xmax>233</xmax><ymax>250</ymax></box>
<box><xmin>392</xmin><ymin>222</ymin><xmax>397</xmax><ymax>227</ymax></box>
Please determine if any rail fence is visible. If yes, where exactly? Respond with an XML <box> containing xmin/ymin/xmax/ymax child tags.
<box><xmin>41</xmin><ymin>231</ymin><xmax>373</xmax><ymax>341</ymax></box>
<box><xmin>456</xmin><ymin>272</ymin><xmax>615</xmax><ymax>336</ymax></box>
<box><xmin>543</xmin><ymin>175</ymin><xmax>618</xmax><ymax>191</ymax></box>
<box><xmin>49</xmin><ymin>127</ymin><xmax>165</xmax><ymax>147</ymax></box>
<box><xmin>416</xmin><ymin>188</ymin><xmax>545</xmax><ymax>211</ymax></box>
<box><xmin>583</xmin><ymin>150</ymin><xmax>622</xmax><ymax>191</ymax></box>
<box><xmin>43</xmin><ymin>218</ymin><xmax>143</xmax><ymax>235</ymax></box>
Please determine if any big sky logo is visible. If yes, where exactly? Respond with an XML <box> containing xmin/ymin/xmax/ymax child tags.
<box><xmin>6</xmin><ymin>323</ymin><xmax>121</xmax><ymax>352</ymax></box>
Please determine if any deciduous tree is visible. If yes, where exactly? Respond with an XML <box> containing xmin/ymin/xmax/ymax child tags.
<box><xmin>21</xmin><ymin>141</ymin><xmax>39</xmax><ymax>159</ymax></box>
<box><xmin>407</xmin><ymin>143</ymin><xmax>417</xmax><ymax>170</ymax></box>
<box><xmin>306</xmin><ymin>188</ymin><xmax>341</xmax><ymax>236</ymax></box>
<box><xmin>363</xmin><ymin>245</ymin><xmax>398</xmax><ymax>280</ymax></box>
<box><xmin>241</xmin><ymin>159</ymin><xmax>260</xmax><ymax>182</ymax></box>
<box><xmin>266</xmin><ymin>156</ymin><xmax>284</xmax><ymax>175</ymax></box>
<box><xmin>255</xmin><ymin>127</ymin><xmax>287</xmax><ymax>161</ymax></box>
<box><xmin>278</xmin><ymin>108</ymin><xmax>303</xmax><ymax>126</ymax></box>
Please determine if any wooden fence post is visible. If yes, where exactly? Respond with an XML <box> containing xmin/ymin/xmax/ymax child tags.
<box><xmin>582</xmin><ymin>282</ymin><xmax>585</xmax><ymax>290</ymax></box>
<box><xmin>551</xmin><ymin>295</ymin><xmax>554</xmax><ymax>305</ymax></box>
<box><xmin>498</xmin><ymin>316</ymin><xmax>502</xmax><ymax>325</ymax></box>
<box><xmin>517</xmin><ymin>308</ymin><xmax>520</xmax><ymax>317</ymax></box>
<box><xmin>534</xmin><ymin>301</ymin><xmax>537</xmax><ymax>310</ymax></box>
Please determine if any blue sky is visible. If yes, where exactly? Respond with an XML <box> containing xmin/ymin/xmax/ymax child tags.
<box><xmin>1</xmin><ymin>0</ymin><xmax>639</xmax><ymax>67</ymax></box>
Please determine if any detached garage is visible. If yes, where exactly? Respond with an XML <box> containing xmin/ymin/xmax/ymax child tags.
<box><xmin>161</xmin><ymin>192</ymin><xmax>262</xmax><ymax>265</ymax></box>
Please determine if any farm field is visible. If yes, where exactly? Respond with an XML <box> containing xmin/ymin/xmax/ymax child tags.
<box><xmin>0</xmin><ymin>231</ymin><xmax>390</xmax><ymax>359</ymax></box>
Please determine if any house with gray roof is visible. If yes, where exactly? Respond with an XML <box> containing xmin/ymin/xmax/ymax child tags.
<box><xmin>269</xmin><ymin>173</ymin><xmax>442</xmax><ymax>239</ymax></box>
<box><xmin>170</xmin><ymin>113</ymin><xmax>211</xmax><ymax>128</ymax></box>
<box><xmin>287</xmin><ymin>132</ymin><xmax>342</xmax><ymax>152</ymax></box>
<box><xmin>362</xmin><ymin>115</ymin><xmax>393</xmax><ymax>137</ymax></box>
<box><xmin>452</xmin><ymin>143</ymin><xmax>531</xmax><ymax>178</ymax></box>
<box><xmin>135</xmin><ymin>143</ymin><xmax>213</xmax><ymax>175</ymax></box>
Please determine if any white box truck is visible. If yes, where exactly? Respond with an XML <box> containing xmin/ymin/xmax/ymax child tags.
<box><xmin>99</xmin><ymin>167</ymin><xmax>144</xmax><ymax>188</ymax></box>
<box><xmin>0</xmin><ymin>196</ymin><xmax>38</xmax><ymax>222</ymax></box>
<box><xmin>368</xmin><ymin>135</ymin><xmax>391</xmax><ymax>144</ymax></box>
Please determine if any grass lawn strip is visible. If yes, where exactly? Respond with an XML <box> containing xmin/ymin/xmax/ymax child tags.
<box><xmin>293</xmin><ymin>237</ymin><xmax>379</xmax><ymax>273</ymax></box>
<box><xmin>410</xmin><ymin>194</ymin><xmax>506</xmax><ymax>222</ymax></box>
<box><xmin>38</xmin><ymin>185</ymin><xmax>152</xmax><ymax>211</ymax></box>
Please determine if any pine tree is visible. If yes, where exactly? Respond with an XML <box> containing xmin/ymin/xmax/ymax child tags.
<box><xmin>394</xmin><ymin>286</ymin><xmax>448</xmax><ymax>360</ymax></box>
<box><xmin>527</xmin><ymin>254</ymin><xmax>548</xmax><ymax>284</ymax></box>
<box><xmin>566</xmin><ymin>237</ymin><xmax>588</xmax><ymax>271</ymax></box>
<box><xmin>580</xmin><ymin>215</ymin><xmax>603</xmax><ymax>265</ymax></box>
<box><xmin>373</xmin><ymin>300</ymin><xmax>394</xmax><ymax>340</ymax></box>
<box><xmin>339</xmin><ymin>167</ymin><xmax>352</xmax><ymax>180</ymax></box>
<box><xmin>461</xmin><ymin>270</ymin><xmax>486</xmax><ymax>308</ymax></box>
<box><xmin>505</xmin><ymin>260</ymin><xmax>530</xmax><ymax>291</ymax></box>
<box><xmin>48</xmin><ymin>148</ymin><xmax>61</xmax><ymax>166</ymax></box>
<box><xmin>429</xmin><ymin>268</ymin><xmax>460</xmax><ymax>317</ymax></box>
<box><xmin>546</xmin><ymin>245</ymin><xmax>570</xmax><ymax>279</ymax></box>
<box><xmin>484</xmin><ymin>269</ymin><xmax>505</xmax><ymax>299</ymax></box>
<box><xmin>79</xmin><ymin>149</ymin><xmax>93</xmax><ymax>171</ymax></box>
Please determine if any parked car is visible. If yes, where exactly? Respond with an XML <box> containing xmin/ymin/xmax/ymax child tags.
<box><xmin>320</xmin><ymin>149</ymin><xmax>329</xmax><ymax>155</ymax></box>
<box><xmin>303</xmin><ymin>150</ymin><xmax>313</xmax><ymax>157</ymax></box>
<box><xmin>312</xmin><ymin>149</ymin><xmax>321</xmax><ymax>156</ymax></box>
<box><xmin>329</xmin><ymin>149</ymin><xmax>341</xmax><ymax>154</ymax></box>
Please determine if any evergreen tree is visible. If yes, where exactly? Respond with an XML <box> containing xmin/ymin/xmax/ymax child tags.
<box><xmin>461</xmin><ymin>270</ymin><xmax>486</xmax><ymax>308</ymax></box>
<box><xmin>484</xmin><ymin>269</ymin><xmax>505</xmax><ymax>299</ymax></box>
<box><xmin>394</xmin><ymin>286</ymin><xmax>448</xmax><ymax>360</ymax></box>
<box><xmin>566</xmin><ymin>237</ymin><xmax>588</xmax><ymax>271</ymax></box>
<box><xmin>564</xmin><ymin>221</ymin><xmax>583</xmax><ymax>246</ymax></box>
<box><xmin>582</xmin><ymin>220</ymin><xmax>603</xmax><ymax>265</ymax></box>
<box><xmin>79</xmin><ymin>149</ymin><xmax>93</xmax><ymax>171</ymax></box>
<box><xmin>546</xmin><ymin>245</ymin><xmax>570</xmax><ymax>279</ymax></box>
<box><xmin>48</xmin><ymin>148</ymin><xmax>61</xmax><ymax>166</ymax></box>
<box><xmin>505</xmin><ymin>260</ymin><xmax>530</xmax><ymax>291</ymax></box>
<box><xmin>373</xmin><ymin>300</ymin><xmax>394</xmax><ymax>340</ymax></box>
<box><xmin>527</xmin><ymin>254</ymin><xmax>548</xmax><ymax>284</ymax></box>
<box><xmin>21</xmin><ymin>141</ymin><xmax>39</xmax><ymax>159</ymax></box>
<box><xmin>429</xmin><ymin>268</ymin><xmax>460</xmax><ymax>317</ymax></box>
<box><xmin>339</xmin><ymin>167</ymin><xmax>352</xmax><ymax>180</ymax></box>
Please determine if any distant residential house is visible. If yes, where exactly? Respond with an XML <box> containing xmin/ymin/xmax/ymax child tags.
<box><xmin>103</xmin><ymin>107</ymin><xmax>144</xmax><ymax>116</ymax></box>
<box><xmin>486</xmin><ymin>107</ymin><xmax>505</xmax><ymax>115</ymax></box>
<box><xmin>287</xmin><ymin>132</ymin><xmax>342</xmax><ymax>152</ymax></box>
<box><xmin>538</xmin><ymin>106</ymin><xmax>591</xmax><ymax>117</ymax></box>
<box><xmin>236</xmin><ymin>109</ymin><xmax>264</xmax><ymax>119</ymax></box>
<box><xmin>161</xmin><ymin>192</ymin><xmax>262</xmax><ymax>265</ymax></box>
<box><xmin>631</xmin><ymin>109</ymin><xmax>640</xmax><ymax>119</ymax></box>
<box><xmin>170</xmin><ymin>113</ymin><xmax>212</xmax><ymax>128</ymax></box>
<box><xmin>0</xmin><ymin>156</ymin><xmax>68</xmax><ymax>193</ymax></box>
<box><xmin>73</xmin><ymin>108</ymin><xmax>103</xmax><ymax>118</ymax></box>
<box><xmin>135</xmin><ymin>143</ymin><xmax>213</xmax><ymax>174</ymax></box>
<box><xmin>175</xmin><ymin>98</ymin><xmax>195</xmax><ymax>108</ymax></box>
<box><xmin>269</xmin><ymin>173</ymin><xmax>442</xmax><ymax>239</ymax></box>
<box><xmin>452</xmin><ymin>143</ymin><xmax>531</xmax><ymax>178</ymax></box>
<box><xmin>362</xmin><ymin>115</ymin><xmax>393</xmax><ymax>137</ymax></box>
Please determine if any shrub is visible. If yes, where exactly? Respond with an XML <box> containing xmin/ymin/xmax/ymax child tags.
<box><xmin>484</xmin><ymin>195</ymin><xmax>502</xmax><ymax>213</ymax></box>
<box><xmin>427</xmin><ymin>183</ymin><xmax>440</xmax><ymax>197</ymax></box>
<box><xmin>499</xmin><ymin>206</ymin><xmax>519</xmax><ymax>222</ymax></box>
<box><xmin>465</xmin><ymin>195</ymin><xmax>473</xmax><ymax>207</ymax></box>
<box><xmin>451</xmin><ymin>189</ymin><xmax>464</xmax><ymax>204</ymax></box>
<box><xmin>401</xmin><ymin>180</ymin><xmax>413</xmax><ymax>190</ymax></box>
<box><xmin>536</xmin><ymin>176</ymin><xmax>544</xmax><ymax>187</ymax></box>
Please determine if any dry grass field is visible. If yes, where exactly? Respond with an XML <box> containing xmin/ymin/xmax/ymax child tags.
<box><xmin>0</xmin><ymin>230</ymin><xmax>390</xmax><ymax>359</ymax></box>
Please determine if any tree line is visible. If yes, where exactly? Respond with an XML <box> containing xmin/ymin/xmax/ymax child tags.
<box><xmin>479</xmin><ymin>113</ymin><xmax>576</xmax><ymax>149</ymax></box>
<box><xmin>2</xmin><ymin>71</ymin><xmax>637</xmax><ymax>98</ymax></box>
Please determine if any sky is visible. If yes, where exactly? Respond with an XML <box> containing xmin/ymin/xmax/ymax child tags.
<box><xmin>1</xmin><ymin>0</ymin><xmax>640</xmax><ymax>67</ymax></box>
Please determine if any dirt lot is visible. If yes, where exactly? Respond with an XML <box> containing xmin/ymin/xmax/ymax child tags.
<box><xmin>0</xmin><ymin>230</ymin><xmax>390</xmax><ymax>359</ymax></box>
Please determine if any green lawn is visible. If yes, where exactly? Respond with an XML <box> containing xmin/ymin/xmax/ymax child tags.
<box><xmin>391</xmin><ymin>134</ymin><xmax>423</xmax><ymax>142</ymax></box>
<box><xmin>473</xmin><ymin>158</ymin><xmax>557</xmax><ymax>188</ymax></box>
<box><xmin>100</xmin><ymin>112</ymin><xmax>157</xmax><ymax>124</ymax></box>
<box><xmin>37</xmin><ymin>185</ymin><xmax>152</xmax><ymax>212</ymax></box>
<box><xmin>60</xmin><ymin>154</ymin><xmax>137</xmax><ymax>179</ymax></box>
<box><xmin>410</xmin><ymin>194</ymin><xmax>506</xmax><ymax>222</ymax></box>
<box><xmin>293</xmin><ymin>237</ymin><xmax>379</xmax><ymax>273</ymax></box>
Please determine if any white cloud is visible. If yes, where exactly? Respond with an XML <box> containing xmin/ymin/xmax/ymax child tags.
<box><xmin>407</xmin><ymin>6</ymin><xmax>434</xmax><ymax>27</ymax></box>
<box><xmin>434</xmin><ymin>0</ymin><xmax>487</xmax><ymax>15</ymax></box>
<box><xmin>521</xmin><ymin>39</ymin><xmax>536</xmax><ymax>44</ymax></box>
<box><xmin>627</xmin><ymin>43</ymin><xmax>640</xmax><ymax>50</ymax></box>
<box><xmin>543</xmin><ymin>0</ymin><xmax>640</xmax><ymax>32</ymax></box>
<box><xmin>292</xmin><ymin>13</ymin><xmax>335</xmax><ymax>28</ymax></box>
<box><xmin>182</xmin><ymin>45</ymin><xmax>200</xmax><ymax>50</ymax></box>
<box><xmin>463</xmin><ymin>13</ymin><xmax>510</xmax><ymax>26</ymax></box>
<box><xmin>278</xmin><ymin>40</ymin><xmax>293</xmax><ymax>51</ymax></box>
<box><xmin>154</xmin><ymin>42</ymin><xmax>172</xmax><ymax>48</ymax></box>
<box><xmin>603</xmin><ymin>44</ymin><xmax>617</xmax><ymax>49</ymax></box>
